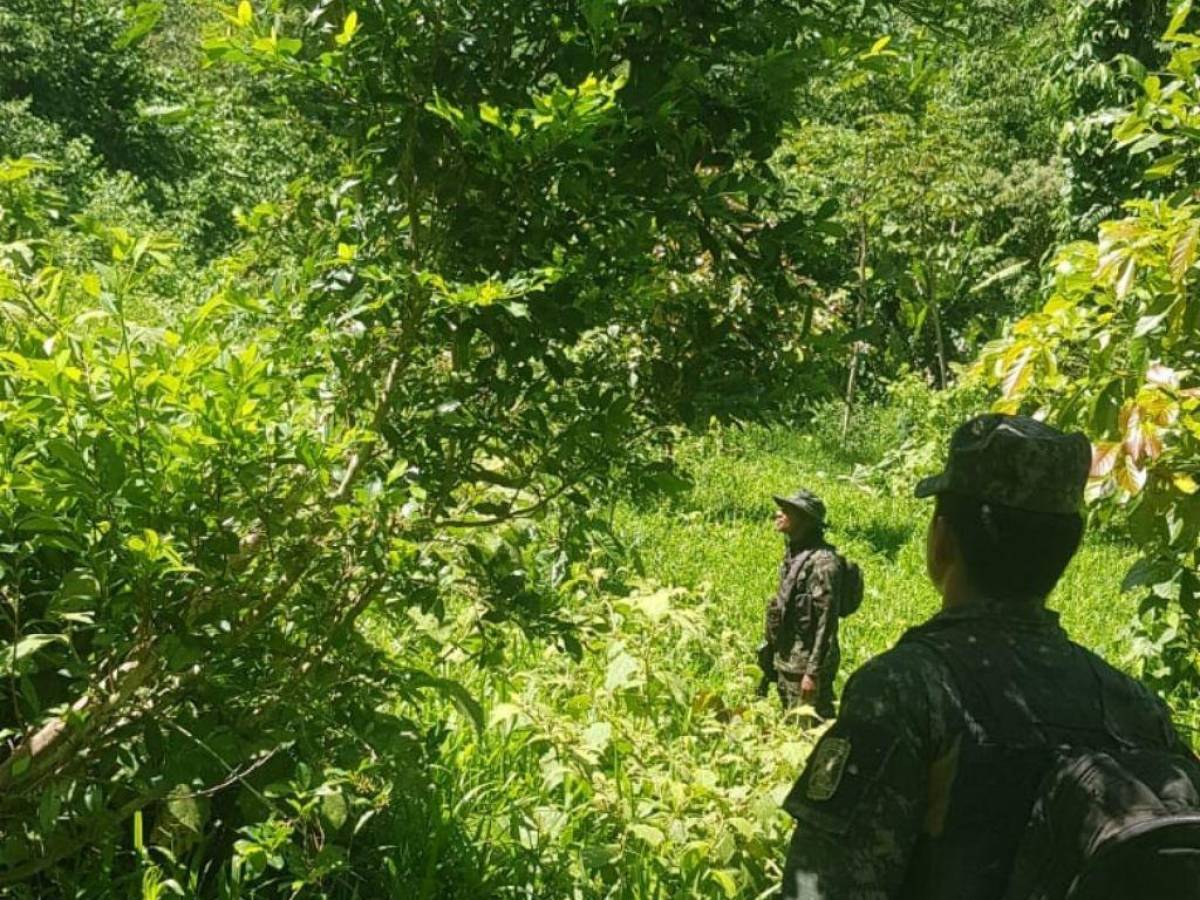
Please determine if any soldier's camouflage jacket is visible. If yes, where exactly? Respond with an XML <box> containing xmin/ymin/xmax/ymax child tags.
<box><xmin>765</xmin><ymin>541</ymin><xmax>841</xmax><ymax>682</ymax></box>
<box><xmin>779</xmin><ymin>598</ymin><xmax>1193</xmax><ymax>899</ymax></box>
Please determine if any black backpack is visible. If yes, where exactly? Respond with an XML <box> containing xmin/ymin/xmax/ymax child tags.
<box><xmin>835</xmin><ymin>553</ymin><xmax>863</xmax><ymax>618</ymax></box>
<box><xmin>904</xmin><ymin>630</ymin><xmax>1200</xmax><ymax>900</ymax></box>
<box><xmin>1004</xmin><ymin>748</ymin><xmax>1200</xmax><ymax>900</ymax></box>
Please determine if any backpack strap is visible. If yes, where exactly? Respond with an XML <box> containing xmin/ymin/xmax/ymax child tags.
<box><xmin>902</xmin><ymin>621</ymin><xmax>1130</xmax><ymax>751</ymax></box>
<box><xmin>905</xmin><ymin>630</ymin><xmax>1044</xmax><ymax>747</ymax></box>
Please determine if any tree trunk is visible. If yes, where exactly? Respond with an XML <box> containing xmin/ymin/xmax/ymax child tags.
<box><xmin>925</xmin><ymin>264</ymin><xmax>947</xmax><ymax>390</ymax></box>
<box><xmin>842</xmin><ymin>213</ymin><xmax>869</xmax><ymax>440</ymax></box>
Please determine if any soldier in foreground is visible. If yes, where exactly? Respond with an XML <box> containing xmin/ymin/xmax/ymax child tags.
<box><xmin>760</xmin><ymin>490</ymin><xmax>861</xmax><ymax>719</ymax></box>
<box><xmin>780</xmin><ymin>414</ymin><xmax>1200</xmax><ymax>899</ymax></box>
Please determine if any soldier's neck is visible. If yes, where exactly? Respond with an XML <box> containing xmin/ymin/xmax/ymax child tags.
<box><xmin>941</xmin><ymin>580</ymin><xmax>1046</xmax><ymax>616</ymax></box>
<box><xmin>938</xmin><ymin>565</ymin><xmax>977</xmax><ymax>612</ymax></box>
<box><xmin>787</xmin><ymin>533</ymin><xmax>821</xmax><ymax>552</ymax></box>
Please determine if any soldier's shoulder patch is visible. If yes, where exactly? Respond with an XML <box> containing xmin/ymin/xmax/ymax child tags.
<box><xmin>806</xmin><ymin>735</ymin><xmax>851</xmax><ymax>801</ymax></box>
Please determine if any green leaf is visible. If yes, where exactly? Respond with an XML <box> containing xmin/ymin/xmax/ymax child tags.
<box><xmin>581</xmin><ymin>721</ymin><xmax>612</xmax><ymax>752</ymax></box>
<box><xmin>165</xmin><ymin>785</ymin><xmax>206</xmax><ymax>834</ymax></box>
<box><xmin>1170</xmin><ymin>224</ymin><xmax>1199</xmax><ymax>282</ymax></box>
<box><xmin>1146</xmin><ymin>153</ymin><xmax>1185</xmax><ymax>180</ymax></box>
<box><xmin>631</xmin><ymin>587</ymin><xmax>673</xmax><ymax>621</ymax></box>
<box><xmin>1001</xmin><ymin>347</ymin><xmax>1035</xmax><ymax>399</ymax></box>
<box><xmin>1113</xmin><ymin>115</ymin><xmax>1148</xmax><ymax>145</ymax></box>
<box><xmin>629</xmin><ymin>824</ymin><xmax>665</xmax><ymax>847</ymax></box>
<box><xmin>0</xmin><ymin>634</ymin><xmax>67</xmax><ymax>677</ymax></box>
<box><xmin>405</xmin><ymin>670</ymin><xmax>483</xmax><ymax>731</ymax></box>
<box><xmin>96</xmin><ymin>435</ymin><xmax>127</xmax><ymax>490</ymax></box>
<box><xmin>1134</xmin><ymin>311</ymin><xmax>1169</xmax><ymax>338</ymax></box>
<box><xmin>54</xmin><ymin>569</ymin><xmax>101</xmax><ymax>607</ymax></box>
<box><xmin>1166</xmin><ymin>1</ymin><xmax>1193</xmax><ymax>39</ymax></box>
<box><xmin>604</xmin><ymin>651</ymin><xmax>641</xmax><ymax>692</ymax></box>
<box><xmin>1115</xmin><ymin>257</ymin><xmax>1136</xmax><ymax>301</ymax></box>
<box><xmin>140</xmin><ymin>103</ymin><xmax>191</xmax><ymax>124</ymax></box>
<box><xmin>18</xmin><ymin>514</ymin><xmax>68</xmax><ymax>534</ymax></box>
<box><xmin>479</xmin><ymin>103</ymin><xmax>503</xmax><ymax>127</ymax></box>
<box><xmin>970</xmin><ymin>259</ymin><xmax>1028</xmax><ymax>294</ymax></box>
<box><xmin>114</xmin><ymin>2</ymin><xmax>164</xmax><ymax>49</ymax></box>
<box><xmin>1128</xmin><ymin>133</ymin><xmax>1168</xmax><ymax>155</ymax></box>
<box><xmin>320</xmin><ymin>790</ymin><xmax>348</xmax><ymax>830</ymax></box>
<box><xmin>709</xmin><ymin>869</ymin><xmax>739</xmax><ymax>898</ymax></box>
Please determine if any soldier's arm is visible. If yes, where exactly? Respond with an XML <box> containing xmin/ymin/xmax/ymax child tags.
<box><xmin>765</xmin><ymin>560</ymin><xmax>797</xmax><ymax>647</ymax></box>
<box><xmin>780</xmin><ymin>649</ymin><xmax>940</xmax><ymax>899</ymax></box>
<box><xmin>803</xmin><ymin>553</ymin><xmax>838</xmax><ymax>680</ymax></box>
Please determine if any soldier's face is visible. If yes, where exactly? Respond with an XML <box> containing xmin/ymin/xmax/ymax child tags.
<box><xmin>776</xmin><ymin>509</ymin><xmax>816</xmax><ymax>541</ymax></box>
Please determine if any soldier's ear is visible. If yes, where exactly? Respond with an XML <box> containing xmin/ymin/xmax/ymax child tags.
<box><xmin>926</xmin><ymin>510</ymin><xmax>956</xmax><ymax>588</ymax></box>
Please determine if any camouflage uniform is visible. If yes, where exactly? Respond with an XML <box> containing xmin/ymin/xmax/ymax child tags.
<box><xmin>766</xmin><ymin>540</ymin><xmax>841</xmax><ymax>719</ymax></box>
<box><xmin>779</xmin><ymin>415</ymin><xmax>1197</xmax><ymax>899</ymax></box>
<box><xmin>780</xmin><ymin>601</ymin><xmax>1191</xmax><ymax>899</ymax></box>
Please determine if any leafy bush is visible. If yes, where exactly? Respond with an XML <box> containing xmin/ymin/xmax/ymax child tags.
<box><xmin>0</xmin><ymin>154</ymin><xmax>651</xmax><ymax>890</ymax></box>
<box><xmin>975</xmin><ymin>12</ymin><xmax>1200</xmax><ymax>697</ymax></box>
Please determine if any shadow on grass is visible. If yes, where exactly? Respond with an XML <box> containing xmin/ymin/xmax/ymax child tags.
<box><xmin>699</xmin><ymin>499</ymin><xmax>773</xmax><ymax>524</ymax></box>
<box><xmin>840</xmin><ymin>520</ymin><xmax>914</xmax><ymax>561</ymax></box>
<box><xmin>622</xmin><ymin>462</ymin><xmax>696</xmax><ymax>512</ymax></box>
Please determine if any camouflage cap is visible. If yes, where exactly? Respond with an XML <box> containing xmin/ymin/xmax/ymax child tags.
<box><xmin>773</xmin><ymin>489</ymin><xmax>827</xmax><ymax>524</ymax></box>
<box><xmin>914</xmin><ymin>413</ymin><xmax>1090</xmax><ymax>515</ymax></box>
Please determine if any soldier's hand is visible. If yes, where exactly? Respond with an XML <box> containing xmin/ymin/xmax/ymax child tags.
<box><xmin>800</xmin><ymin>674</ymin><xmax>817</xmax><ymax>700</ymax></box>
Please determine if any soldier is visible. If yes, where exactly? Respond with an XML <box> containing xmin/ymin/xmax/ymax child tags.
<box><xmin>762</xmin><ymin>489</ymin><xmax>844</xmax><ymax>719</ymax></box>
<box><xmin>779</xmin><ymin>414</ymin><xmax>1200</xmax><ymax>900</ymax></box>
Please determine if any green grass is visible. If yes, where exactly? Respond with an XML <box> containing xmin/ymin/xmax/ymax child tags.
<box><xmin>369</xmin><ymin>422</ymin><xmax>1145</xmax><ymax>899</ymax></box>
<box><xmin>619</xmin><ymin>424</ymin><xmax>1138</xmax><ymax>684</ymax></box>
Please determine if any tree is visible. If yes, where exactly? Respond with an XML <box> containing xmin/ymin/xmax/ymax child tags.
<box><xmin>781</xmin><ymin>7</ymin><xmax>1064</xmax><ymax>414</ymax></box>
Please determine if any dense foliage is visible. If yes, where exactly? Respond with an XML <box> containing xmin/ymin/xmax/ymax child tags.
<box><xmin>782</xmin><ymin>11</ymin><xmax>1066</xmax><ymax>402</ymax></box>
<box><xmin>978</xmin><ymin>9</ymin><xmax>1200</xmax><ymax>705</ymax></box>
<box><xmin>1</xmin><ymin>0</ymin><xmax>1196</xmax><ymax>895</ymax></box>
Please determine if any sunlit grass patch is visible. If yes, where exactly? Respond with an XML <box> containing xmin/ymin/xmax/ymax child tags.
<box><xmin>620</xmin><ymin>423</ymin><xmax>1140</xmax><ymax>688</ymax></box>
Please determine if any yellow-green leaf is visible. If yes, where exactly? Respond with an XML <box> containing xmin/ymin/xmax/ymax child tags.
<box><xmin>1166</xmin><ymin>0</ymin><xmax>1193</xmax><ymax>39</ymax></box>
<box><xmin>1001</xmin><ymin>346</ymin><xmax>1035</xmax><ymax>399</ymax></box>
<box><xmin>0</xmin><ymin>634</ymin><xmax>68</xmax><ymax>677</ymax></box>
<box><xmin>709</xmin><ymin>869</ymin><xmax>738</xmax><ymax>898</ymax></box>
<box><xmin>629</xmin><ymin>824</ymin><xmax>665</xmax><ymax>847</ymax></box>
<box><xmin>479</xmin><ymin>102</ymin><xmax>503</xmax><ymax>127</ymax></box>
<box><xmin>336</xmin><ymin>10</ymin><xmax>359</xmax><ymax>45</ymax></box>
<box><xmin>237</xmin><ymin>0</ymin><xmax>252</xmax><ymax>26</ymax></box>
<box><xmin>1170</xmin><ymin>223</ymin><xmax>1199</xmax><ymax>283</ymax></box>
<box><xmin>1115</xmin><ymin>257</ymin><xmax>1137</xmax><ymax>300</ymax></box>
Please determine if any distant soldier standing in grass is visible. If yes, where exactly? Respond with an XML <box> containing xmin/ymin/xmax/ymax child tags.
<box><xmin>760</xmin><ymin>490</ymin><xmax>862</xmax><ymax>719</ymax></box>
